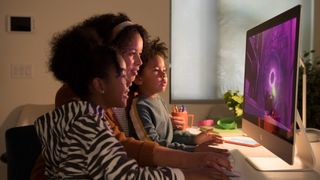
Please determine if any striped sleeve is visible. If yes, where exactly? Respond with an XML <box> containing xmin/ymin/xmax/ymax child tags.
<box><xmin>83</xmin><ymin>115</ymin><xmax>184</xmax><ymax>179</ymax></box>
<box><xmin>35</xmin><ymin>101</ymin><xmax>184</xmax><ymax>179</ymax></box>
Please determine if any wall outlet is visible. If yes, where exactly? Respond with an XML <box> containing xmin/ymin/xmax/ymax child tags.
<box><xmin>11</xmin><ymin>64</ymin><xmax>33</xmax><ymax>79</ymax></box>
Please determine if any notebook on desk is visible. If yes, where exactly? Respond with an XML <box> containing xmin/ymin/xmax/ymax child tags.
<box><xmin>223</xmin><ymin>136</ymin><xmax>260</xmax><ymax>147</ymax></box>
<box><xmin>213</xmin><ymin>128</ymin><xmax>244</xmax><ymax>137</ymax></box>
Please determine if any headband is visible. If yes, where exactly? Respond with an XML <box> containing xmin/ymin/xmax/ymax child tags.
<box><xmin>111</xmin><ymin>21</ymin><xmax>135</xmax><ymax>41</ymax></box>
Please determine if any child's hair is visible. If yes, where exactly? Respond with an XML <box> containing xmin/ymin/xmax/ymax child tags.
<box><xmin>139</xmin><ymin>37</ymin><xmax>168</xmax><ymax>74</ymax></box>
<box><xmin>49</xmin><ymin>26</ymin><xmax>121</xmax><ymax>99</ymax></box>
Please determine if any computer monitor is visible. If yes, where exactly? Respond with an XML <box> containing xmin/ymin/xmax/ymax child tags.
<box><xmin>242</xmin><ymin>5</ymin><xmax>315</xmax><ymax>171</ymax></box>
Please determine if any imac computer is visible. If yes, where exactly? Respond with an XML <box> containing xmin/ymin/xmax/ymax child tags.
<box><xmin>242</xmin><ymin>5</ymin><xmax>315</xmax><ymax>171</ymax></box>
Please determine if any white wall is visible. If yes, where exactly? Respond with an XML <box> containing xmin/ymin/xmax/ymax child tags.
<box><xmin>0</xmin><ymin>0</ymin><xmax>170</xmax><ymax>178</ymax></box>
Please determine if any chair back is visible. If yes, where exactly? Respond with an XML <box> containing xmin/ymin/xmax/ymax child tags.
<box><xmin>5</xmin><ymin>125</ymin><xmax>42</xmax><ymax>180</ymax></box>
<box><xmin>16</xmin><ymin>104</ymin><xmax>54</xmax><ymax>127</ymax></box>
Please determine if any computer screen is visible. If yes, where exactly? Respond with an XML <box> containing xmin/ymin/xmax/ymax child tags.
<box><xmin>242</xmin><ymin>5</ymin><xmax>301</xmax><ymax>165</ymax></box>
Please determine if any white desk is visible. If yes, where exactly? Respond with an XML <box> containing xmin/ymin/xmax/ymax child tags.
<box><xmin>188</xmin><ymin>127</ymin><xmax>320</xmax><ymax>179</ymax></box>
<box><xmin>218</xmin><ymin>142</ymin><xmax>320</xmax><ymax>180</ymax></box>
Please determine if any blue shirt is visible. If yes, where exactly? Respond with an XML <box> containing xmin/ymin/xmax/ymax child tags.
<box><xmin>130</xmin><ymin>95</ymin><xmax>196</xmax><ymax>151</ymax></box>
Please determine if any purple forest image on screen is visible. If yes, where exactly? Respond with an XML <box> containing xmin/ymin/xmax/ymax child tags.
<box><xmin>244</xmin><ymin>18</ymin><xmax>297</xmax><ymax>132</ymax></box>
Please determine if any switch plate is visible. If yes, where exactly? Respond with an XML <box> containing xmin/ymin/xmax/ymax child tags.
<box><xmin>7</xmin><ymin>16</ymin><xmax>34</xmax><ymax>32</ymax></box>
<box><xmin>11</xmin><ymin>64</ymin><xmax>33</xmax><ymax>79</ymax></box>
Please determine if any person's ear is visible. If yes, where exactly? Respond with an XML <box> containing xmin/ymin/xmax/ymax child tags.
<box><xmin>92</xmin><ymin>78</ymin><xmax>105</xmax><ymax>94</ymax></box>
<box><xmin>133</xmin><ymin>75</ymin><xmax>143</xmax><ymax>85</ymax></box>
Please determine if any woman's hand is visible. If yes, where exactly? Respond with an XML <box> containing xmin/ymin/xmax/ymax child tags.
<box><xmin>153</xmin><ymin>145</ymin><xmax>233</xmax><ymax>178</ymax></box>
<box><xmin>203</xmin><ymin>152</ymin><xmax>232</xmax><ymax>172</ymax></box>
<box><xmin>194</xmin><ymin>130</ymin><xmax>223</xmax><ymax>145</ymax></box>
<box><xmin>181</xmin><ymin>151</ymin><xmax>232</xmax><ymax>179</ymax></box>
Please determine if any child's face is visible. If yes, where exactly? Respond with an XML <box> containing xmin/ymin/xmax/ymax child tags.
<box><xmin>120</xmin><ymin>32</ymin><xmax>143</xmax><ymax>86</ymax></box>
<box><xmin>102</xmin><ymin>56</ymin><xmax>129</xmax><ymax>108</ymax></box>
<box><xmin>139</xmin><ymin>55</ymin><xmax>168</xmax><ymax>96</ymax></box>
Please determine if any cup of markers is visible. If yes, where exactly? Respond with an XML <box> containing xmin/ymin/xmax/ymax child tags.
<box><xmin>171</xmin><ymin>105</ymin><xmax>194</xmax><ymax>130</ymax></box>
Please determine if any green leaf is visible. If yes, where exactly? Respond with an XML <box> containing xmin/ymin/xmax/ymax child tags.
<box><xmin>232</xmin><ymin>95</ymin><xmax>243</xmax><ymax>104</ymax></box>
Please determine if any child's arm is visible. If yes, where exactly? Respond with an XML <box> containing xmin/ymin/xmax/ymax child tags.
<box><xmin>130</xmin><ymin>102</ymin><xmax>195</xmax><ymax>151</ymax></box>
<box><xmin>173</xmin><ymin>130</ymin><xmax>196</xmax><ymax>145</ymax></box>
<box><xmin>194</xmin><ymin>131</ymin><xmax>224</xmax><ymax>145</ymax></box>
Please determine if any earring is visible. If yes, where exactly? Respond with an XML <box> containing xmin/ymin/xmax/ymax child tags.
<box><xmin>101</xmin><ymin>90</ymin><xmax>105</xmax><ymax>94</ymax></box>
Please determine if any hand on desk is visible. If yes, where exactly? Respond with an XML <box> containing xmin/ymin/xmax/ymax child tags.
<box><xmin>202</xmin><ymin>150</ymin><xmax>241</xmax><ymax>178</ymax></box>
<box><xmin>194</xmin><ymin>139</ymin><xmax>233</xmax><ymax>176</ymax></box>
<box><xmin>190</xmin><ymin>127</ymin><xmax>230</xmax><ymax>158</ymax></box>
<box><xmin>194</xmin><ymin>130</ymin><xmax>223</xmax><ymax>145</ymax></box>
<box><xmin>185</xmin><ymin>151</ymin><xmax>231</xmax><ymax>179</ymax></box>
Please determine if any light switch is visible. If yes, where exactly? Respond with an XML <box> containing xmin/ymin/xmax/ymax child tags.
<box><xmin>11</xmin><ymin>64</ymin><xmax>33</xmax><ymax>79</ymax></box>
<box><xmin>7</xmin><ymin>16</ymin><xmax>33</xmax><ymax>32</ymax></box>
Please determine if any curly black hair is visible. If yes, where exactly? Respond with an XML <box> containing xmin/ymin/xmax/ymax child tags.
<box><xmin>49</xmin><ymin>26</ymin><xmax>121</xmax><ymax>99</ymax></box>
<box><xmin>139</xmin><ymin>37</ymin><xmax>168</xmax><ymax>73</ymax></box>
<box><xmin>49</xmin><ymin>12</ymin><xmax>149</xmax><ymax>98</ymax></box>
<box><xmin>80</xmin><ymin>13</ymin><xmax>149</xmax><ymax>52</ymax></box>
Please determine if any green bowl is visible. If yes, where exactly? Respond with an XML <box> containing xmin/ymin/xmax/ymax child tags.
<box><xmin>216</xmin><ymin>117</ymin><xmax>237</xmax><ymax>130</ymax></box>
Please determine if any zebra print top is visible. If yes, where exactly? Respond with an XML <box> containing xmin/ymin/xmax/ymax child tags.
<box><xmin>34</xmin><ymin>101</ymin><xmax>184</xmax><ymax>179</ymax></box>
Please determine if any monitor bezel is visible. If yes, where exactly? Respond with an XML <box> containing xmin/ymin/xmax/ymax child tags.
<box><xmin>242</xmin><ymin>5</ymin><xmax>301</xmax><ymax>165</ymax></box>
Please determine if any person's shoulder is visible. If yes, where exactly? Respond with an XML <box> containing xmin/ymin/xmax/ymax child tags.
<box><xmin>70</xmin><ymin>105</ymin><xmax>111</xmax><ymax>137</ymax></box>
<box><xmin>136</xmin><ymin>97</ymin><xmax>158</xmax><ymax>108</ymax></box>
<box><xmin>133</xmin><ymin>96</ymin><xmax>147</xmax><ymax>105</ymax></box>
<box><xmin>61</xmin><ymin>101</ymin><xmax>104</xmax><ymax>128</ymax></box>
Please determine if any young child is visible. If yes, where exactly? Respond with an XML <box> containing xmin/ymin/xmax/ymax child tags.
<box><xmin>130</xmin><ymin>38</ymin><xmax>222</xmax><ymax>151</ymax></box>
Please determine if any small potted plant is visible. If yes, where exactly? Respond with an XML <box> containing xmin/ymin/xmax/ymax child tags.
<box><xmin>222</xmin><ymin>90</ymin><xmax>244</xmax><ymax>128</ymax></box>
